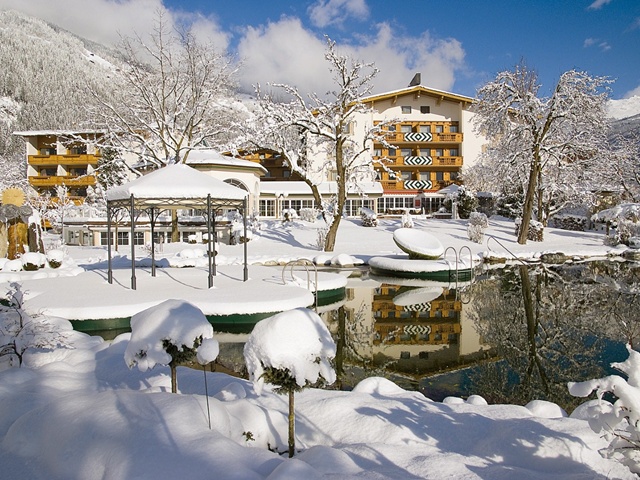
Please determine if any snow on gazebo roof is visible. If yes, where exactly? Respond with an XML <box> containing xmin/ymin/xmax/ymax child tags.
<box><xmin>106</xmin><ymin>164</ymin><xmax>248</xmax><ymax>208</ymax></box>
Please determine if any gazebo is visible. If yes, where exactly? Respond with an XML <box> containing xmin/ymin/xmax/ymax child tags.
<box><xmin>105</xmin><ymin>164</ymin><xmax>249</xmax><ymax>290</ymax></box>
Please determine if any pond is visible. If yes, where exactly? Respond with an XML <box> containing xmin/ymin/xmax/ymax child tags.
<box><xmin>211</xmin><ymin>259</ymin><xmax>640</xmax><ymax>413</ymax></box>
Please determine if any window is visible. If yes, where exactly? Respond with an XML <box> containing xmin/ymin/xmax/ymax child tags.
<box><xmin>388</xmin><ymin>148</ymin><xmax>397</xmax><ymax>157</ymax></box>
<box><xmin>436</xmin><ymin>171</ymin><xmax>444</xmax><ymax>182</ymax></box>
<box><xmin>435</xmin><ymin>125</ymin><xmax>444</xmax><ymax>133</ymax></box>
<box><xmin>117</xmin><ymin>232</ymin><xmax>129</xmax><ymax>246</ymax></box>
<box><xmin>450</xmin><ymin>124</ymin><xmax>459</xmax><ymax>133</ymax></box>
<box><xmin>259</xmin><ymin>199</ymin><xmax>275</xmax><ymax>217</ymax></box>
<box><xmin>387</xmin><ymin>125</ymin><xmax>396</xmax><ymax>132</ymax></box>
<box><xmin>373</xmin><ymin>148</ymin><xmax>382</xmax><ymax>157</ymax></box>
<box><xmin>401</xmin><ymin>148</ymin><xmax>412</xmax><ymax>157</ymax></box>
<box><xmin>401</xmin><ymin>106</ymin><xmax>411</xmax><ymax>114</ymax></box>
<box><xmin>449</xmin><ymin>148</ymin><xmax>459</xmax><ymax>157</ymax></box>
<box><xmin>401</xmin><ymin>171</ymin><xmax>412</xmax><ymax>181</ymax></box>
<box><xmin>400</xmin><ymin>125</ymin><xmax>412</xmax><ymax>133</ymax></box>
<box><xmin>69</xmin><ymin>146</ymin><xmax>87</xmax><ymax>155</ymax></box>
<box><xmin>133</xmin><ymin>232</ymin><xmax>144</xmax><ymax>245</ymax></box>
<box><xmin>420</xmin><ymin>106</ymin><xmax>430</xmax><ymax>114</ymax></box>
<box><xmin>418</xmin><ymin>124</ymin><xmax>430</xmax><ymax>133</ymax></box>
<box><xmin>100</xmin><ymin>232</ymin><xmax>114</xmax><ymax>245</ymax></box>
<box><xmin>435</xmin><ymin>149</ymin><xmax>443</xmax><ymax>157</ymax></box>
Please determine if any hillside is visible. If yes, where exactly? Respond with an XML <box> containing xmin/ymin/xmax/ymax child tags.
<box><xmin>0</xmin><ymin>9</ymin><xmax>123</xmax><ymax>159</ymax></box>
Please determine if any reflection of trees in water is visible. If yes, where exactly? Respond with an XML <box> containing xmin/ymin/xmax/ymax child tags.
<box><xmin>467</xmin><ymin>262</ymin><xmax>634</xmax><ymax>411</ymax></box>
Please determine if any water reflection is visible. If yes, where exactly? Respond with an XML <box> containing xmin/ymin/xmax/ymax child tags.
<box><xmin>321</xmin><ymin>261</ymin><xmax>640</xmax><ymax>411</ymax></box>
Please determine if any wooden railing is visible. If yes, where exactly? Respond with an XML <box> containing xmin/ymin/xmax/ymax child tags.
<box><xmin>28</xmin><ymin>175</ymin><xmax>97</xmax><ymax>187</ymax></box>
<box><xmin>28</xmin><ymin>154</ymin><xmax>100</xmax><ymax>165</ymax></box>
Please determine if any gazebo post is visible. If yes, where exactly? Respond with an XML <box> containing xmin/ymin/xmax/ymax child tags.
<box><xmin>107</xmin><ymin>202</ymin><xmax>112</xmax><ymax>284</ymax></box>
<box><xmin>130</xmin><ymin>194</ymin><xmax>136</xmax><ymax>290</ymax></box>
<box><xmin>207</xmin><ymin>195</ymin><xmax>213</xmax><ymax>288</ymax></box>
<box><xmin>150</xmin><ymin>207</ymin><xmax>156</xmax><ymax>277</ymax></box>
<box><xmin>243</xmin><ymin>196</ymin><xmax>248</xmax><ymax>281</ymax></box>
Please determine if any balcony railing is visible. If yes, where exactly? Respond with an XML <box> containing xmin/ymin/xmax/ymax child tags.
<box><xmin>379</xmin><ymin>132</ymin><xmax>463</xmax><ymax>144</ymax></box>
<box><xmin>375</xmin><ymin>155</ymin><xmax>463</xmax><ymax>167</ymax></box>
<box><xmin>28</xmin><ymin>175</ymin><xmax>97</xmax><ymax>187</ymax></box>
<box><xmin>28</xmin><ymin>154</ymin><xmax>100</xmax><ymax>166</ymax></box>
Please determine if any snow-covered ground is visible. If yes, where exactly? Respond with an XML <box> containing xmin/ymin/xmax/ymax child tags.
<box><xmin>0</xmin><ymin>216</ymin><xmax>637</xmax><ymax>479</ymax></box>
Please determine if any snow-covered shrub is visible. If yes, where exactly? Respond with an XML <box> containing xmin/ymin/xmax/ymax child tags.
<box><xmin>2</xmin><ymin>259</ymin><xmax>23</xmax><ymax>272</ymax></box>
<box><xmin>46</xmin><ymin>249</ymin><xmax>64</xmax><ymax>269</ymax></box>
<box><xmin>0</xmin><ymin>282</ymin><xmax>69</xmax><ymax>368</ymax></box>
<box><xmin>243</xmin><ymin>308</ymin><xmax>336</xmax><ymax>457</ymax></box>
<box><xmin>299</xmin><ymin>208</ymin><xmax>318</xmax><ymax>223</ymax></box>
<box><xmin>231</xmin><ymin>222</ymin><xmax>253</xmax><ymax>244</ymax></box>
<box><xmin>454</xmin><ymin>186</ymin><xmax>478</xmax><ymax>219</ymax></box>
<box><xmin>568</xmin><ymin>345</ymin><xmax>640</xmax><ymax>474</ymax></box>
<box><xmin>124</xmin><ymin>299</ymin><xmax>219</xmax><ymax>394</ymax></box>
<box><xmin>607</xmin><ymin>220</ymin><xmax>640</xmax><ymax>247</ymax></box>
<box><xmin>21</xmin><ymin>252</ymin><xmax>46</xmax><ymax>271</ymax></box>
<box><xmin>401</xmin><ymin>211</ymin><xmax>414</xmax><ymax>228</ymax></box>
<box><xmin>467</xmin><ymin>212</ymin><xmax>489</xmax><ymax>244</ymax></box>
<box><xmin>316</xmin><ymin>227</ymin><xmax>327</xmax><ymax>251</ymax></box>
<box><xmin>187</xmin><ymin>234</ymin><xmax>197</xmax><ymax>244</ymax></box>
<box><xmin>282</xmin><ymin>208</ymin><xmax>298</xmax><ymax>222</ymax></box>
<box><xmin>550</xmin><ymin>214</ymin><xmax>588</xmax><ymax>232</ymax></box>
<box><xmin>360</xmin><ymin>207</ymin><xmax>377</xmax><ymax>227</ymax></box>
<box><xmin>515</xmin><ymin>217</ymin><xmax>544</xmax><ymax>242</ymax></box>
<box><xmin>497</xmin><ymin>190</ymin><xmax>524</xmax><ymax>219</ymax></box>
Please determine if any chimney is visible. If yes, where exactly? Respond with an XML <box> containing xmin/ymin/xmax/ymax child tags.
<box><xmin>409</xmin><ymin>73</ymin><xmax>421</xmax><ymax>87</ymax></box>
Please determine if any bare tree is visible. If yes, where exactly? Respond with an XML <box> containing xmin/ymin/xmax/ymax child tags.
<box><xmin>244</xmin><ymin>38</ymin><xmax>389</xmax><ymax>252</ymax></box>
<box><xmin>88</xmin><ymin>10</ymin><xmax>240</xmax><ymax>240</ymax></box>
<box><xmin>473</xmin><ymin>63</ymin><xmax>611</xmax><ymax>244</ymax></box>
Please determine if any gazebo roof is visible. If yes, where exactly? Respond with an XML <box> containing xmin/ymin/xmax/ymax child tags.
<box><xmin>106</xmin><ymin>164</ymin><xmax>248</xmax><ymax>209</ymax></box>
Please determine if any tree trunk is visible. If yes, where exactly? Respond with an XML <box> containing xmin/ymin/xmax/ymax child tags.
<box><xmin>288</xmin><ymin>389</ymin><xmax>295</xmax><ymax>458</ymax></box>
<box><xmin>518</xmin><ymin>159</ymin><xmax>539</xmax><ymax>244</ymax></box>
<box><xmin>170</xmin><ymin>362</ymin><xmax>177</xmax><ymax>393</ymax></box>
<box><xmin>324</xmin><ymin>214</ymin><xmax>341</xmax><ymax>252</ymax></box>
<box><xmin>171</xmin><ymin>210</ymin><xmax>179</xmax><ymax>243</ymax></box>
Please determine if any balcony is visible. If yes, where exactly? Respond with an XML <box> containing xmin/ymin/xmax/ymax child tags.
<box><xmin>28</xmin><ymin>175</ymin><xmax>97</xmax><ymax>187</ymax></box>
<box><xmin>28</xmin><ymin>154</ymin><xmax>100</xmax><ymax>166</ymax></box>
<box><xmin>375</xmin><ymin>156</ymin><xmax>463</xmax><ymax>167</ymax></box>
<box><xmin>379</xmin><ymin>132</ymin><xmax>463</xmax><ymax>144</ymax></box>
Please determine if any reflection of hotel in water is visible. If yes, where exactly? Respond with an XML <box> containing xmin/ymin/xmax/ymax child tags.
<box><xmin>329</xmin><ymin>277</ymin><xmax>491</xmax><ymax>376</ymax></box>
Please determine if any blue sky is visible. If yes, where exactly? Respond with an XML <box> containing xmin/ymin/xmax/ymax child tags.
<box><xmin>2</xmin><ymin>0</ymin><xmax>639</xmax><ymax>99</ymax></box>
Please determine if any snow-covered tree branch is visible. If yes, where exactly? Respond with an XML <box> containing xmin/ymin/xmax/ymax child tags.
<box><xmin>473</xmin><ymin>63</ymin><xmax>612</xmax><ymax>244</ymax></box>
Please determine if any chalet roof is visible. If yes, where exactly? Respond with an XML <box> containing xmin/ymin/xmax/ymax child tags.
<box><xmin>185</xmin><ymin>149</ymin><xmax>267</xmax><ymax>175</ymax></box>
<box><xmin>359</xmin><ymin>85</ymin><xmax>474</xmax><ymax>107</ymax></box>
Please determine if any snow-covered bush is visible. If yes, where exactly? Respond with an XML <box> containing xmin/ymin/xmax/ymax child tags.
<box><xmin>360</xmin><ymin>207</ymin><xmax>378</xmax><ymax>227</ymax></box>
<box><xmin>401</xmin><ymin>211</ymin><xmax>414</xmax><ymax>228</ymax></box>
<box><xmin>550</xmin><ymin>214</ymin><xmax>588</xmax><ymax>232</ymax></box>
<box><xmin>568</xmin><ymin>345</ymin><xmax>640</xmax><ymax>474</ymax></box>
<box><xmin>0</xmin><ymin>282</ymin><xmax>69</xmax><ymax>368</ymax></box>
<box><xmin>2</xmin><ymin>259</ymin><xmax>23</xmax><ymax>272</ymax></box>
<box><xmin>124</xmin><ymin>299</ymin><xmax>219</xmax><ymax>394</ymax></box>
<box><xmin>231</xmin><ymin>222</ymin><xmax>253</xmax><ymax>244</ymax></box>
<box><xmin>467</xmin><ymin>212</ymin><xmax>489</xmax><ymax>244</ymax></box>
<box><xmin>454</xmin><ymin>186</ymin><xmax>478</xmax><ymax>219</ymax></box>
<box><xmin>299</xmin><ymin>208</ymin><xmax>318</xmax><ymax>222</ymax></box>
<box><xmin>515</xmin><ymin>217</ymin><xmax>543</xmax><ymax>242</ymax></box>
<box><xmin>282</xmin><ymin>208</ymin><xmax>298</xmax><ymax>222</ymax></box>
<box><xmin>46</xmin><ymin>249</ymin><xmax>65</xmax><ymax>269</ymax></box>
<box><xmin>187</xmin><ymin>234</ymin><xmax>197</xmax><ymax>244</ymax></box>
<box><xmin>496</xmin><ymin>190</ymin><xmax>524</xmax><ymax>219</ymax></box>
<box><xmin>316</xmin><ymin>227</ymin><xmax>328</xmax><ymax>251</ymax></box>
<box><xmin>21</xmin><ymin>252</ymin><xmax>46</xmax><ymax>271</ymax></box>
<box><xmin>243</xmin><ymin>307</ymin><xmax>336</xmax><ymax>457</ymax></box>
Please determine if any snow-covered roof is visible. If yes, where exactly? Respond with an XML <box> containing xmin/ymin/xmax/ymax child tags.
<box><xmin>13</xmin><ymin>129</ymin><xmax>106</xmax><ymax>137</ymax></box>
<box><xmin>106</xmin><ymin>164</ymin><xmax>248</xmax><ymax>203</ymax></box>
<box><xmin>185</xmin><ymin>149</ymin><xmax>267</xmax><ymax>174</ymax></box>
<box><xmin>259</xmin><ymin>181</ymin><xmax>383</xmax><ymax>196</ymax></box>
<box><xmin>359</xmin><ymin>84</ymin><xmax>474</xmax><ymax>106</ymax></box>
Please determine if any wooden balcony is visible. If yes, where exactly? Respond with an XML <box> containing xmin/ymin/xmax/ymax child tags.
<box><xmin>378</xmin><ymin>132</ymin><xmax>463</xmax><ymax>144</ymax></box>
<box><xmin>28</xmin><ymin>175</ymin><xmax>97</xmax><ymax>187</ymax></box>
<box><xmin>375</xmin><ymin>156</ymin><xmax>463</xmax><ymax>167</ymax></box>
<box><xmin>28</xmin><ymin>154</ymin><xmax>100</xmax><ymax>166</ymax></box>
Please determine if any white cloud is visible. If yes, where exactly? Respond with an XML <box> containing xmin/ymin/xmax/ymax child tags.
<box><xmin>624</xmin><ymin>84</ymin><xmax>640</xmax><ymax>98</ymax></box>
<box><xmin>587</xmin><ymin>0</ymin><xmax>613</xmax><ymax>10</ymax></box>
<box><xmin>583</xmin><ymin>38</ymin><xmax>597</xmax><ymax>47</ymax></box>
<box><xmin>307</xmin><ymin>0</ymin><xmax>369</xmax><ymax>28</ymax></box>
<box><xmin>236</xmin><ymin>19</ymin><xmax>466</xmax><ymax>98</ymax></box>
<box><xmin>583</xmin><ymin>37</ymin><xmax>611</xmax><ymax>52</ymax></box>
<box><xmin>0</xmin><ymin>0</ymin><xmax>229</xmax><ymax>51</ymax></box>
